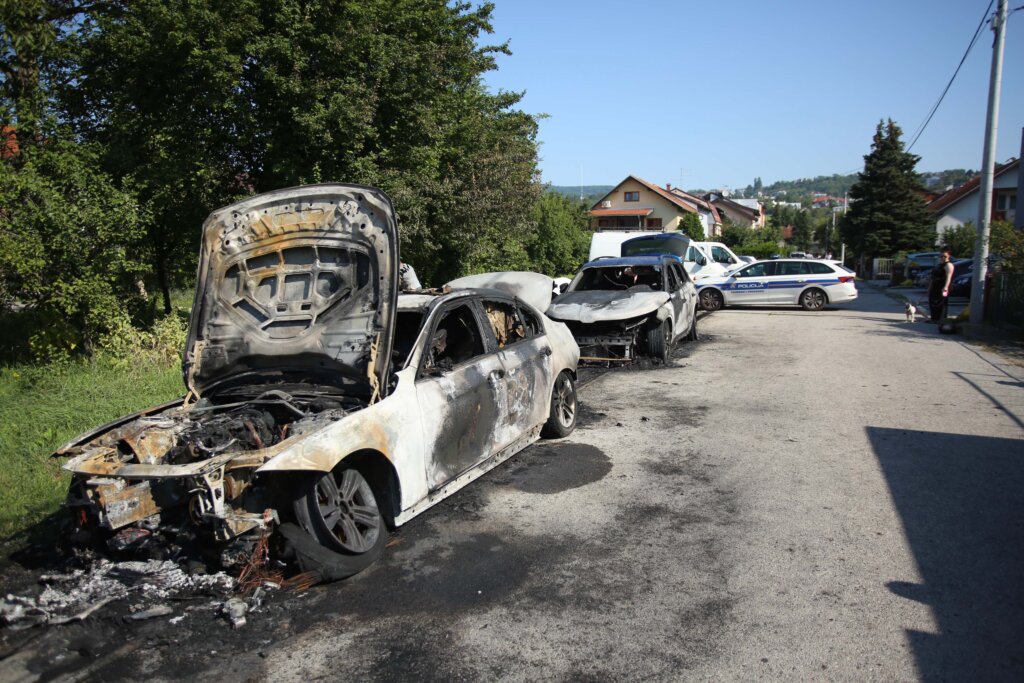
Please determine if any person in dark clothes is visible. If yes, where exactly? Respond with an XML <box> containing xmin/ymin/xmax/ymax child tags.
<box><xmin>927</xmin><ymin>247</ymin><xmax>954</xmax><ymax>322</ymax></box>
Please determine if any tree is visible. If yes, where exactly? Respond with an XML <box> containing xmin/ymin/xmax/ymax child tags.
<box><xmin>680</xmin><ymin>212</ymin><xmax>705</xmax><ymax>241</ymax></box>
<box><xmin>0</xmin><ymin>140</ymin><xmax>149</xmax><ymax>356</ymax></box>
<box><xmin>841</xmin><ymin>120</ymin><xmax>934</xmax><ymax>260</ymax></box>
<box><xmin>941</xmin><ymin>223</ymin><xmax>975</xmax><ymax>258</ymax></box>
<box><xmin>991</xmin><ymin>220</ymin><xmax>1024</xmax><ymax>271</ymax></box>
<box><xmin>524</xmin><ymin>191</ymin><xmax>589</xmax><ymax>277</ymax></box>
<box><xmin>62</xmin><ymin>0</ymin><xmax>542</xmax><ymax>300</ymax></box>
<box><xmin>791</xmin><ymin>211</ymin><xmax>812</xmax><ymax>251</ymax></box>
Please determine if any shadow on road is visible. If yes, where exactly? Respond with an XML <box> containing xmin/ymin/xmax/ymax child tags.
<box><xmin>867</xmin><ymin>427</ymin><xmax>1024</xmax><ymax>681</ymax></box>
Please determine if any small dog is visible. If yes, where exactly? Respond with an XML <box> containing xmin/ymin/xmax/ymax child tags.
<box><xmin>904</xmin><ymin>301</ymin><xmax>917</xmax><ymax>323</ymax></box>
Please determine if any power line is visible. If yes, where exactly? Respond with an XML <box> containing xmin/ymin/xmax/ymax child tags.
<box><xmin>906</xmin><ymin>0</ymin><xmax>995</xmax><ymax>152</ymax></box>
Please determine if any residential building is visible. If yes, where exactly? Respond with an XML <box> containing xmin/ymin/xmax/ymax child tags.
<box><xmin>589</xmin><ymin>176</ymin><xmax>724</xmax><ymax>237</ymax></box>
<box><xmin>703</xmin><ymin>192</ymin><xmax>765</xmax><ymax>229</ymax></box>
<box><xmin>928</xmin><ymin>158</ymin><xmax>1019</xmax><ymax>242</ymax></box>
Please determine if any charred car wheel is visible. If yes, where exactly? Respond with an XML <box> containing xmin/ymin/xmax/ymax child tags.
<box><xmin>646</xmin><ymin>318</ymin><xmax>671</xmax><ymax>362</ymax></box>
<box><xmin>685</xmin><ymin>313</ymin><xmax>698</xmax><ymax>342</ymax></box>
<box><xmin>700</xmin><ymin>289</ymin><xmax>724</xmax><ymax>311</ymax></box>
<box><xmin>541</xmin><ymin>370</ymin><xmax>577</xmax><ymax>438</ymax></box>
<box><xmin>291</xmin><ymin>468</ymin><xmax>387</xmax><ymax>579</ymax></box>
<box><xmin>800</xmin><ymin>288</ymin><xmax>826</xmax><ymax>311</ymax></box>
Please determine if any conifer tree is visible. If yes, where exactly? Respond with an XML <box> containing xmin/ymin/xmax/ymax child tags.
<box><xmin>841</xmin><ymin>120</ymin><xmax>935</xmax><ymax>259</ymax></box>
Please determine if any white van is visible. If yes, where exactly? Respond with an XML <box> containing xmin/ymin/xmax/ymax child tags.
<box><xmin>589</xmin><ymin>231</ymin><xmax>727</xmax><ymax>281</ymax></box>
<box><xmin>696</xmin><ymin>241</ymin><xmax>745</xmax><ymax>268</ymax></box>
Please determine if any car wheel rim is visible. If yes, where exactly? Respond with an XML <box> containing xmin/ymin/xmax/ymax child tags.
<box><xmin>555</xmin><ymin>375</ymin><xmax>576</xmax><ymax>427</ymax></box>
<box><xmin>701</xmin><ymin>291</ymin><xmax>720</xmax><ymax>310</ymax></box>
<box><xmin>806</xmin><ymin>291</ymin><xmax>824</xmax><ymax>309</ymax></box>
<box><xmin>314</xmin><ymin>470</ymin><xmax>380</xmax><ymax>553</ymax></box>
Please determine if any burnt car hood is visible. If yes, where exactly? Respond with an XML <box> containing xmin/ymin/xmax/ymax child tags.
<box><xmin>184</xmin><ymin>184</ymin><xmax>399</xmax><ymax>397</ymax></box>
<box><xmin>547</xmin><ymin>289</ymin><xmax>669</xmax><ymax>324</ymax></box>
<box><xmin>445</xmin><ymin>271</ymin><xmax>554</xmax><ymax>313</ymax></box>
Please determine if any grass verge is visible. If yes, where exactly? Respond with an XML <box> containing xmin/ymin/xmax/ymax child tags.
<box><xmin>0</xmin><ymin>357</ymin><xmax>183</xmax><ymax>539</ymax></box>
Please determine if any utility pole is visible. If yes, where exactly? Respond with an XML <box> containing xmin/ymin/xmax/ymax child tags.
<box><xmin>970</xmin><ymin>0</ymin><xmax>1008</xmax><ymax>325</ymax></box>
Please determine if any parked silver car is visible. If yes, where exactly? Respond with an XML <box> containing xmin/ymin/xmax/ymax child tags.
<box><xmin>57</xmin><ymin>184</ymin><xmax>580</xmax><ymax>581</ymax></box>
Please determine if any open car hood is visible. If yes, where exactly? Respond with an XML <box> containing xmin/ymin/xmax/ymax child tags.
<box><xmin>547</xmin><ymin>289</ymin><xmax>669</xmax><ymax>324</ymax></box>
<box><xmin>184</xmin><ymin>184</ymin><xmax>399</xmax><ymax>397</ymax></box>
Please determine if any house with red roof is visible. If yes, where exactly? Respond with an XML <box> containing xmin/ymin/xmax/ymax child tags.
<box><xmin>589</xmin><ymin>176</ymin><xmax>723</xmax><ymax>237</ymax></box>
<box><xmin>702</xmin><ymin>192</ymin><xmax>765</xmax><ymax>229</ymax></box>
<box><xmin>928</xmin><ymin>158</ymin><xmax>1019</xmax><ymax>241</ymax></box>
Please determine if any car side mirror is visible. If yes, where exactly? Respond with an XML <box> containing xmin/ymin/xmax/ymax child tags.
<box><xmin>559</xmin><ymin>283</ymin><xmax>569</xmax><ymax>294</ymax></box>
<box><xmin>696</xmin><ymin>255</ymin><xmax>707</xmax><ymax>266</ymax></box>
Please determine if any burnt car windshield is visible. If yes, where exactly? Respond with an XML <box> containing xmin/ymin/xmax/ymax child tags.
<box><xmin>575</xmin><ymin>266</ymin><xmax>663</xmax><ymax>292</ymax></box>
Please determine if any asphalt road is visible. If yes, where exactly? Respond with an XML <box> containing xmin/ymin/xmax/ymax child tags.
<box><xmin>4</xmin><ymin>286</ymin><xmax>1023</xmax><ymax>681</ymax></box>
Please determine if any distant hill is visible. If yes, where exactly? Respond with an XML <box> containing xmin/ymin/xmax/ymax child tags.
<box><xmin>757</xmin><ymin>169</ymin><xmax>976</xmax><ymax>199</ymax></box>
<box><xmin>548</xmin><ymin>169</ymin><xmax>978</xmax><ymax>205</ymax></box>
<box><xmin>547</xmin><ymin>185</ymin><xmax>614</xmax><ymax>202</ymax></box>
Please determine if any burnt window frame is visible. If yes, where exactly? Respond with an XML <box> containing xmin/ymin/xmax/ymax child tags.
<box><xmin>624</xmin><ymin>191</ymin><xmax>640</xmax><ymax>202</ymax></box>
<box><xmin>674</xmin><ymin>261</ymin><xmax>692</xmax><ymax>285</ymax></box>
<box><xmin>416</xmin><ymin>299</ymin><xmax>491</xmax><ymax>379</ymax></box>
<box><xmin>664</xmin><ymin>259</ymin><xmax>680</xmax><ymax>292</ymax></box>
<box><xmin>479</xmin><ymin>296</ymin><xmax>533</xmax><ymax>350</ymax></box>
<box><xmin>516</xmin><ymin>301</ymin><xmax>544</xmax><ymax>338</ymax></box>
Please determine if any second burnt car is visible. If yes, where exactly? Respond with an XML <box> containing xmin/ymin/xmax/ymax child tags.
<box><xmin>546</xmin><ymin>255</ymin><xmax>698</xmax><ymax>362</ymax></box>
<box><xmin>56</xmin><ymin>184</ymin><xmax>579</xmax><ymax>581</ymax></box>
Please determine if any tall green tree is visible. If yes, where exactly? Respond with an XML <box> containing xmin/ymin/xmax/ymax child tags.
<box><xmin>791</xmin><ymin>211</ymin><xmax>812</xmax><ymax>251</ymax></box>
<box><xmin>841</xmin><ymin>120</ymin><xmax>934</xmax><ymax>260</ymax></box>
<box><xmin>63</xmin><ymin>0</ymin><xmax>541</xmax><ymax>300</ymax></box>
<box><xmin>680</xmin><ymin>212</ymin><xmax>705</xmax><ymax>241</ymax></box>
<box><xmin>524</xmin><ymin>191</ymin><xmax>589</xmax><ymax>277</ymax></box>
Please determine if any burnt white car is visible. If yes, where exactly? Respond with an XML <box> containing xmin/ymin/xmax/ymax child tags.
<box><xmin>57</xmin><ymin>184</ymin><xmax>580</xmax><ymax>581</ymax></box>
<box><xmin>547</xmin><ymin>255</ymin><xmax>698</xmax><ymax>362</ymax></box>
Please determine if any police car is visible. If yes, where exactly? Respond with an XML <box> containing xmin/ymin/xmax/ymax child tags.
<box><xmin>696</xmin><ymin>258</ymin><xmax>857</xmax><ymax>311</ymax></box>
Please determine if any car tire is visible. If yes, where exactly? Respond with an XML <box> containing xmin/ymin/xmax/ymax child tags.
<box><xmin>646</xmin><ymin>318</ymin><xmax>671</xmax><ymax>362</ymax></box>
<box><xmin>685</xmin><ymin>312</ymin><xmax>698</xmax><ymax>342</ymax></box>
<box><xmin>799</xmin><ymin>288</ymin><xmax>827</xmax><ymax>311</ymax></box>
<box><xmin>541</xmin><ymin>370</ymin><xmax>577</xmax><ymax>438</ymax></box>
<box><xmin>700</xmin><ymin>289</ymin><xmax>724</xmax><ymax>311</ymax></box>
<box><xmin>289</xmin><ymin>467</ymin><xmax>387</xmax><ymax>581</ymax></box>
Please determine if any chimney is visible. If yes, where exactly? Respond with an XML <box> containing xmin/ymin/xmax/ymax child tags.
<box><xmin>666</xmin><ymin>183</ymin><xmax>672</xmax><ymax>191</ymax></box>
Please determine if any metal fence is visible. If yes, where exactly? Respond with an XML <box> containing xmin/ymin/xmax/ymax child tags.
<box><xmin>988</xmin><ymin>272</ymin><xmax>1024</xmax><ymax>327</ymax></box>
<box><xmin>872</xmin><ymin>258</ymin><xmax>894</xmax><ymax>279</ymax></box>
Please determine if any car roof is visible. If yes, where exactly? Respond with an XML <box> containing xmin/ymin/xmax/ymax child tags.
<box><xmin>581</xmin><ymin>255</ymin><xmax>669</xmax><ymax>268</ymax></box>
<box><xmin>396</xmin><ymin>287</ymin><xmax>524</xmax><ymax>312</ymax></box>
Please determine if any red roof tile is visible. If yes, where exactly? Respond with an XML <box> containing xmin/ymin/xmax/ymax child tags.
<box><xmin>928</xmin><ymin>159</ymin><xmax>1019</xmax><ymax>213</ymax></box>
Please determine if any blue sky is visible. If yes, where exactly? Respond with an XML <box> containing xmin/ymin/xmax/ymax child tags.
<box><xmin>481</xmin><ymin>0</ymin><xmax>1024</xmax><ymax>190</ymax></box>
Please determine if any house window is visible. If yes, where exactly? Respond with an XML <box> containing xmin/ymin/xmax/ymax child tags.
<box><xmin>624</xmin><ymin>191</ymin><xmax>639</xmax><ymax>202</ymax></box>
<box><xmin>645</xmin><ymin>217</ymin><xmax>662</xmax><ymax>228</ymax></box>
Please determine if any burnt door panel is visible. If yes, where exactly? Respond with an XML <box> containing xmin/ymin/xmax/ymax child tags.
<box><xmin>481</xmin><ymin>299</ymin><xmax>552</xmax><ymax>449</ymax></box>
<box><xmin>416</xmin><ymin>302</ymin><xmax>506</xmax><ymax>491</ymax></box>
